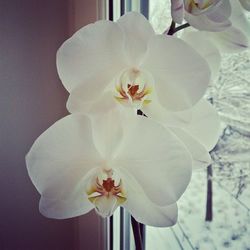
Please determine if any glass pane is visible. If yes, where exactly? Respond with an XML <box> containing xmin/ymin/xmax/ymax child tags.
<box><xmin>147</xmin><ymin>1</ymin><xmax>250</xmax><ymax>249</ymax></box>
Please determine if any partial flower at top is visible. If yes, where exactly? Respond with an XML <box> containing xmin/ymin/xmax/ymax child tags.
<box><xmin>57</xmin><ymin>12</ymin><xmax>211</xmax><ymax>115</ymax></box>
<box><xmin>208</xmin><ymin>0</ymin><xmax>250</xmax><ymax>52</ymax></box>
<box><xmin>181</xmin><ymin>0</ymin><xmax>250</xmax><ymax>54</ymax></box>
<box><xmin>171</xmin><ymin>0</ymin><xmax>232</xmax><ymax>31</ymax></box>
<box><xmin>26</xmin><ymin>110</ymin><xmax>192</xmax><ymax>227</ymax></box>
<box><xmin>239</xmin><ymin>0</ymin><xmax>250</xmax><ymax>10</ymax></box>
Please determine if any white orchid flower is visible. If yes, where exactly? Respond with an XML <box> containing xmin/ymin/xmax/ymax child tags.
<box><xmin>57</xmin><ymin>12</ymin><xmax>219</xmax><ymax>170</ymax></box>
<box><xmin>26</xmin><ymin>110</ymin><xmax>192</xmax><ymax>227</ymax></box>
<box><xmin>57</xmin><ymin>12</ymin><xmax>211</xmax><ymax>116</ymax></box>
<box><xmin>239</xmin><ymin>0</ymin><xmax>250</xmax><ymax>10</ymax></box>
<box><xmin>171</xmin><ymin>0</ymin><xmax>232</xmax><ymax>31</ymax></box>
<box><xmin>207</xmin><ymin>0</ymin><xmax>250</xmax><ymax>52</ymax></box>
<box><xmin>181</xmin><ymin>0</ymin><xmax>250</xmax><ymax>54</ymax></box>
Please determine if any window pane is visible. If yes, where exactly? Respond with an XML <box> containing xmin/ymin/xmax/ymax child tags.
<box><xmin>147</xmin><ymin>1</ymin><xmax>250</xmax><ymax>249</ymax></box>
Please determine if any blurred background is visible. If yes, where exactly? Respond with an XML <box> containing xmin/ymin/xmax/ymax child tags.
<box><xmin>0</xmin><ymin>1</ymin><xmax>104</xmax><ymax>249</ymax></box>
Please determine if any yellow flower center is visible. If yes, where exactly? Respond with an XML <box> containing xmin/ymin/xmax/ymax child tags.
<box><xmin>114</xmin><ymin>68</ymin><xmax>152</xmax><ymax>108</ymax></box>
<box><xmin>87</xmin><ymin>170</ymin><xmax>126</xmax><ymax>217</ymax></box>
<box><xmin>185</xmin><ymin>0</ymin><xmax>215</xmax><ymax>14</ymax></box>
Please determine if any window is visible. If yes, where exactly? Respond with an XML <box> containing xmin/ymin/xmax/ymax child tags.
<box><xmin>107</xmin><ymin>1</ymin><xmax>250</xmax><ymax>249</ymax></box>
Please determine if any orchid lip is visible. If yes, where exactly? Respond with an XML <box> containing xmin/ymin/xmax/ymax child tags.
<box><xmin>114</xmin><ymin>68</ymin><xmax>152</xmax><ymax>108</ymax></box>
<box><xmin>185</xmin><ymin>0</ymin><xmax>219</xmax><ymax>15</ymax></box>
<box><xmin>87</xmin><ymin>169</ymin><xmax>126</xmax><ymax>217</ymax></box>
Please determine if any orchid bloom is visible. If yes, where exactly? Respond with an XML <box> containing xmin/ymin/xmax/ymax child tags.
<box><xmin>171</xmin><ymin>0</ymin><xmax>232</xmax><ymax>31</ymax></box>
<box><xmin>57</xmin><ymin>12</ymin><xmax>211</xmax><ymax>115</ymax></box>
<box><xmin>182</xmin><ymin>0</ymin><xmax>250</xmax><ymax>54</ymax></box>
<box><xmin>57</xmin><ymin>12</ymin><xmax>220</xmax><ymax>169</ymax></box>
<box><xmin>239</xmin><ymin>0</ymin><xmax>250</xmax><ymax>10</ymax></box>
<box><xmin>57</xmin><ymin>13</ymin><xmax>212</xmax><ymax>121</ymax></box>
<box><xmin>207</xmin><ymin>0</ymin><xmax>250</xmax><ymax>52</ymax></box>
<box><xmin>26</xmin><ymin>110</ymin><xmax>192</xmax><ymax>227</ymax></box>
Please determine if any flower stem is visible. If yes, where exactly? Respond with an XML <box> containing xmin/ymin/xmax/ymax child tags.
<box><xmin>139</xmin><ymin>222</ymin><xmax>145</xmax><ymax>248</ymax></box>
<box><xmin>131</xmin><ymin>216</ymin><xmax>143</xmax><ymax>250</ymax></box>
<box><xmin>166</xmin><ymin>20</ymin><xmax>176</xmax><ymax>35</ymax></box>
<box><xmin>205</xmin><ymin>165</ymin><xmax>213</xmax><ymax>221</ymax></box>
<box><xmin>173</xmin><ymin>23</ymin><xmax>190</xmax><ymax>34</ymax></box>
<box><xmin>166</xmin><ymin>21</ymin><xmax>190</xmax><ymax>36</ymax></box>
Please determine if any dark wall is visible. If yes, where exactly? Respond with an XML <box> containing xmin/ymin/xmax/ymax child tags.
<box><xmin>0</xmin><ymin>1</ymin><xmax>102</xmax><ymax>249</ymax></box>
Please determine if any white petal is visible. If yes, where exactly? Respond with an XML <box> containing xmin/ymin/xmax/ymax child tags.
<box><xmin>66</xmin><ymin>82</ymin><xmax>100</xmax><ymax>114</ymax></box>
<box><xmin>205</xmin><ymin>0</ymin><xmax>231</xmax><ymax>23</ymax></box>
<box><xmin>169</xmin><ymin>127</ymin><xmax>211</xmax><ymax>170</ymax></box>
<box><xmin>181</xmin><ymin>31</ymin><xmax>221</xmax><ymax>80</ymax></box>
<box><xmin>184</xmin><ymin>11</ymin><xmax>231</xmax><ymax>31</ymax></box>
<box><xmin>118</xmin><ymin>168</ymin><xmax>178</xmax><ymax>227</ymax></box>
<box><xmin>239</xmin><ymin>0</ymin><xmax>250</xmax><ymax>11</ymax></box>
<box><xmin>141</xmin><ymin>35</ymin><xmax>211</xmax><ymax>111</ymax></box>
<box><xmin>171</xmin><ymin>0</ymin><xmax>184</xmax><ymax>24</ymax></box>
<box><xmin>66</xmin><ymin>85</ymin><xmax>118</xmax><ymax>115</ymax></box>
<box><xmin>230</xmin><ymin>0</ymin><xmax>250</xmax><ymax>37</ymax></box>
<box><xmin>89</xmin><ymin>109</ymin><xmax>124</xmax><ymax>160</ymax></box>
<box><xmin>210</xmin><ymin>26</ymin><xmax>249</xmax><ymax>53</ymax></box>
<box><xmin>39</xmin><ymin>196</ymin><xmax>93</xmax><ymax>219</ymax></box>
<box><xmin>117</xmin><ymin>12</ymin><xmax>155</xmax><ymax>66</ymax></box>
<box><xmin>26</xmin><ymin>115</ymin><xmax>102</xmax><ymax>198</ymax></box>
<box><xmin>146</xmin><ymin>99</ymin><xmax>221</xmax><ymax>152</ymax></box>
<box><xmin>142</xmin><ymin>99</ymin><xmax>192</xmax><ymax>126</ymax></box>
<box><xmin>182</xmin><ymin>99</ymin><xmax>221</xmax><ymax>151</ymax></box>
<box><xmin>57</xmin><ymin>20</ymin><xmax>126</xmax><ymax>92</ymax></box>
<box><xmin>111</xmin><ymin>115</ymin><xmax>192</xmax><ymax>206</ymax></box>
<box><xmin>38</xmin><ymin>167</ymin><xmax>98</xmax><ymax>219</ymax></box>
<box><xmin>93</xmin><ymin>196</ymin><xmax>119</xmax><ymax>218</ymax></box>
